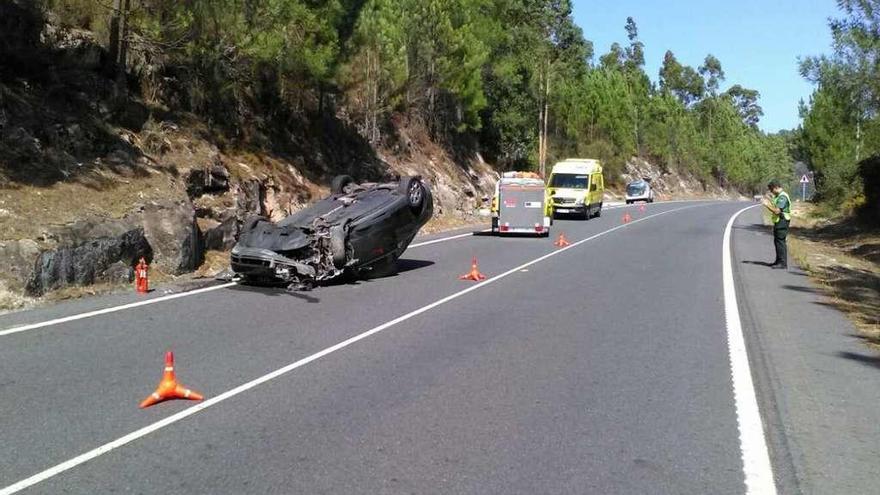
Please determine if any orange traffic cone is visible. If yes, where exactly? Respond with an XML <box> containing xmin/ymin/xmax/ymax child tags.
<box><xmin>459</xmin><ymin>256</ymin><xmax>487</xmax><ymax>281</ymax></box>
<box><xmin>139</xmin><ymin>351</ymin><xmax>204</xmax><ymax>408</ymax></box>
<box><xmin>638</xmin><ymin>204</ymin><xmax>646</xmax><ymax>212</ymax></box>
<box><xmin>554</xmin><ymin>232</ymin><xmax>571</xmax><ymax>247</ymax></box>
<box><xmin>622</xmin><ymin>212</ymin><xmax>632</xmax><ymax>224</ymax></box>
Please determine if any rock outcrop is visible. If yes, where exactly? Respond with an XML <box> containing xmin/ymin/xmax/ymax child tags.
<box><xmin>139</xmin><ymin>200</ymin><xmax>202</xmax><ymax>274</ymax></box>
<box><xmin>26</xmin><ymin>220</ymin><xmax>151</xmax><ymax>296</ymax></box>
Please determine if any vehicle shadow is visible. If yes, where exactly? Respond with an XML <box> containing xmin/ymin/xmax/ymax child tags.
<box><xmin>396</xmin><ymin>258</ymin><xmax>435</xmax><ymax>274</ymax></box>
<box><xmin>472</xmin><ymin>231</ymin><xmax>549</xmax><ymax>238</ymax></box>
<box><xmin>322</xmin><ymin>258</ymin><xmax>435</xmax><ymax>287</ymax></box>
<box><xmin>226</xmin><ymin>282</ymin><xmax>320</xmax><ymax>303</ymax></box>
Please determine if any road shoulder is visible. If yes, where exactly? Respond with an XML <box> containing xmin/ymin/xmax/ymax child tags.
<box><xmin>732</xmin><ymin>207</ymin><xmax>880</xmax><ymax>494</ymax></box>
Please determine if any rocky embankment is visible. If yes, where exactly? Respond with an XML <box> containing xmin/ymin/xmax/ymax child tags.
<box><xmin>0</xmin><ymin>147</ymin><xmax>495</xmax><ymax>310</ymax></box>
<box><xmin>615</xmin><ymin>158</ymin><xmax>743</xmax><ymax>200</ymax></box>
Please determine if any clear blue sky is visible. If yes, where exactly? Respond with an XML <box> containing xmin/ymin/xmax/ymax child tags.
<box><xmin>571</xmin><ymin>0</ymin><xmax>839</xmax><ymax>133</ymax></box>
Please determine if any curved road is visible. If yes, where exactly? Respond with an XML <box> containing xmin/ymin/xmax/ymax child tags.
<box><xmin>0</xmin><ymin>201</ymin><xmax>819</xmax><ymax>493</ymax></box>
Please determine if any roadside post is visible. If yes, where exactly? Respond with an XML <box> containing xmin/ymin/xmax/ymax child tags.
<box><xmin>799</xmin><ymin>174</ymin><xmax>810</xmax><ymax>201</ymax></box>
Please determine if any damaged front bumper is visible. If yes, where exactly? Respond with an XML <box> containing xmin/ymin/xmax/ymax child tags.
<box><xmin>230</xmin><ymin>246</ymin><xmax>317</xmax><ymax>282</ymax></box>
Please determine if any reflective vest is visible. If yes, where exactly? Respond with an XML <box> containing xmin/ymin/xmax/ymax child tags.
<box><xmin>771</xmin><ymin>191</ymin><xmax>792</xmax><ymax>223</ymax></box>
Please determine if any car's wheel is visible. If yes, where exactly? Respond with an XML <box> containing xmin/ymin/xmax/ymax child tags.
<box><xmin>331</xmin><ymin>175</ymin><xmax>354</xmax><ymax>194</ymax></box>
<box><xmin>398</xmin><ymin>176</ymin><xmax>425</xmax><ymax>211</ymax></box>
<box><xmin>329</xmin><ymin>224</ymin><xmax>348</xmax><ymax>268</ymax></box>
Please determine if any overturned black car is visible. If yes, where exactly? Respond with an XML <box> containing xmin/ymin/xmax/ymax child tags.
<box><xmin>231</xmin><ymin>175</ymin><xmax>433</xmax><ymax>289</ymax></box>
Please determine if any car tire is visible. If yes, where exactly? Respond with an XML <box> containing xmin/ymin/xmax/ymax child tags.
<box><xmin>331</xmin><ymin>175</ymin><xmax>354</xmax><ymax>194</ymax></box>
<box><xmin>398</xmin><ymin>176</ymin><xmax>425</xmax><ymax>211</ymax></box>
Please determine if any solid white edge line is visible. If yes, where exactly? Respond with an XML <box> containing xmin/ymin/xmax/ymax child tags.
<box><xmin>0</xmin><ymin>202</ymin><xmax>708</xmax><ymax>494</ymax></box>
<box><xmin>723</xmin><ymin>205</ymin><xmax>777</xmax><ymax>494</ymax></box>
<box><xmin>0</xmin><ymin>283</ymin><xmax>238</xmax><ymax>337</ymax></box>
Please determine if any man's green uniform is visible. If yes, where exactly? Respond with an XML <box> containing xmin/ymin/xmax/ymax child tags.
<box><xmin>771</xmin><ymin>190</ymin><xmax>791</xmax><ymax>267</ymax></box>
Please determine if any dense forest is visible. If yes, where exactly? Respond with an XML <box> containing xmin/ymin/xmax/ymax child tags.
<box><xmin>797</xmin><ymin>0</ymin><xmax>879</xmax><ymax>211</ymax></box>
<box><xmin>26</xmin><ymin>0</ymin><xmax>794</xmax><ymax>192</ymax></box>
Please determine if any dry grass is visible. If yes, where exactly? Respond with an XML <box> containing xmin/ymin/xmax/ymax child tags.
<box><xmin>0</xmin><ymin>279</ymin><xmax>32</xmax><ymax>314</ymax></box>
<box><xmin>0</xmin><ymin>171</ymin><xmax>181</xmax><ymax>243</ymax></box>
<box><xmin>788</xmin><ymin>203</ymin><xmax>880</xmax><ymax>348</ymax></box>
<box><xmin>193</xmin><ymin>250</ymin><xmax>231</xmax><ymax>279</ymax></box>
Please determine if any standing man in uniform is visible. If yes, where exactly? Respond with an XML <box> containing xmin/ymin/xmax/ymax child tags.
<box><xmin>762</xmin><ymin>179</ymin><xmax>791</xmax><ymax>269</ymax></box>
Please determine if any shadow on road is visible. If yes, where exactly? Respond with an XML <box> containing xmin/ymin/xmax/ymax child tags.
<box><xmin>396</xmin><ymin>258</ymin><xmax>435</xmax><ymax>274</ymax></box>
<box><xmin>734</xmin><ymin>223</ymin><xmax>771</xmax><ymax>235</ymax></box>
<box><xmin>227</xmin><ymin>283</ymin><xmax>321</xmax><ymax>303</ymax></box>
<box><xmin>782</xmin><ymin>284</ymin><xmax>820</xmax><ymax>294</ymax></box>
<box><xmin>836</xmin><ymin>351</ymin><xmax>880</xmax><ymax>370</ymax></box>
<box><xmin>742</xmin><ymin>260</ymin><xmax>775</xmax><ymax>267</ymax></box>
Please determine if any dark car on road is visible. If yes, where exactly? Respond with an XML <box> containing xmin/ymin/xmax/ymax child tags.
<box><xmin>231</xmin><ymin>175</ymin><xmax>433</xmax><ymax>289</ymax></box>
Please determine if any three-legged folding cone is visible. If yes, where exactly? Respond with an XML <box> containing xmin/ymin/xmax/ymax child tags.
<box><xmin>459</xmin><ymin>257</ymin><xmax>487</xmax><ymax>281</ymax></box>
<box><xmin>139</xmin><ymin>351</ymin><xmax>204</xmax><ymax>408</ymax></box>
<box><xmin>622</xmin><ymin>212</ymin><xmax>632</xmax><ymax>224</ymax></box>
<box><xmin>554</xmin><ymin>232</ymin><xmax>571</xmax><ymax>247</ymax></box>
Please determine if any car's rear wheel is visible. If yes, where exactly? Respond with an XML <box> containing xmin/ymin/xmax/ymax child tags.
<box><xmin>398</xmin><ymin>176</ymin><xmax>425</xmax><ymax>211</ymax></box>
<box><xmin>331</xmin><ymin>175</ymin><xmax>354</xmax><ymax>194</ymax></box>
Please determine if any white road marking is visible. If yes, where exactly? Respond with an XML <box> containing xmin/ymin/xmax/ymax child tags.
<box><xmin>409</xmin><ymin>232</ymin><xmax>479</xmax><ymax>247</ymax></box>
<box><xmin>722</xmin><ymin>205</ymin><xmax>777</xmax><ymax>494</ymax></box>
<box><xmin>0</xmin><ymin>202</ymin><xmax>710</xmax><ymax>494</ymax></box>
<box><xmin>0</xmin><ymin>283</ymin><xmax>237</xmax><ymax>337</ymax></box>
<box><xmin>0</xmin><ymin>199</ymin><xmax>714</xmax><ymax>338</ymax></box>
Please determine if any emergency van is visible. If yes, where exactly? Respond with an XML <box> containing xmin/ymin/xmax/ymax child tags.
<box><xmin>547</xmin><ymin>159</ymin><xmax>604</xmax><ymax>219</ymax></box>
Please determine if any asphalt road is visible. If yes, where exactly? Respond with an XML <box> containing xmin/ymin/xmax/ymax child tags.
<box><xmin>0</xmin><ymin>200</ymin><xmax>866</xmax><ymax>494</ymax></box>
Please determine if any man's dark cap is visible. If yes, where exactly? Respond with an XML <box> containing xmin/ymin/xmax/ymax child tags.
<box><xmin>767</xmin><ymin>179</ymin><xmax>781</xmax><ymax>188</ymax></box>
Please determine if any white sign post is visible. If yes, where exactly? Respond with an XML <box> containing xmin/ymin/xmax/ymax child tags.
<box><xmin>799</xmin><ymin>174</ymin><xmax>810</xmax><ymax>201</ymax></box>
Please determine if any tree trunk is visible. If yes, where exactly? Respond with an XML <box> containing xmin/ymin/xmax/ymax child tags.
<box><xmin>540</xmin><ymin>63</ymin><xmax>551</xmax><ymax>177</ymax></box>
<box><xmin>107</xmin><ymin>0</ymin><xmax>122</xmax><ymax>73</ymax></box>
<box><xmin>856</xmin><ymin>119</ymin><xmax>862</xmax><ymax>162</ymax></box>
<box><xmin>119</xmin><ymin>0</ymin><xmax>130</xmax><ymax>70</ymax></box>
<box><xmin>537</xmin><ymin>69</ymin><xmax>545</xmax><ymax>176</ymax></box>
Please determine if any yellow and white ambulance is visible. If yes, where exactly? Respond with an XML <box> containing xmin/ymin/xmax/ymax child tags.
<box><xmin>547</xmin><ymin>159</ymin><xmax>604</xmax><ymax>219</ymax></box>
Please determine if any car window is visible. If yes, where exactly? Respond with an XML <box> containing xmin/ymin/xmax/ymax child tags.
<box><xmin>549</xmin><ymin>173</ymin><xmax>589</xmax><ymax>189</ymax></box>
<box><xmin>627</xmin><ymin>183</ymin><xmax>646</xmax><ymax>195</ymax></box>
